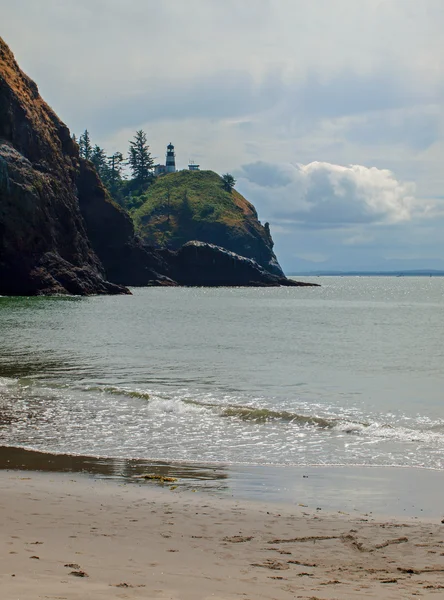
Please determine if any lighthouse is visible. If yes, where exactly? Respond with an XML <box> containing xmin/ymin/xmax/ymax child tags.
<box><xmin>165</xmin><ymin>143</ymin><xmax>176</xmax><ymax>173</ymax></box>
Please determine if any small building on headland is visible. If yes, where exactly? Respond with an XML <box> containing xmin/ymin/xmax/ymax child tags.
<box><xmin>188</xmin><ymin>160</ymin><xmax>200</xmax><ymax>171</ymax></box>
<box><xmin>153</xmin><ymin>143</ymin><xmax>200</xmax><ymax>176</ymax></box>
<box><xmin>153</xmin><ymin>163</ymin><xmax>167</xmax><ymax>176</ymax></box>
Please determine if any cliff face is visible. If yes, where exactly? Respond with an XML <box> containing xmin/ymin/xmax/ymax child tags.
<box><xmin>76</xmin><ymin>160</ymin><xmax>172</xmax><ymax>286</ymax></box>
<box><xmin>0</xmin><ymin>38</ymin><xmax>173</xmax><ymax>295</ymax></box>
<box><xmin>0</xmin><ymin>37</ymin><xmax>130</xmax><ymax>295</ymax></box>
<box><xmin>0</xmin><ymin>38</ymin><xmax>313</xmax><ymax>293</ymax></box>
<box><xmin>133</xmin><ymin>170</ymin><xmax>285</xmax><ymax>276</ymax></box>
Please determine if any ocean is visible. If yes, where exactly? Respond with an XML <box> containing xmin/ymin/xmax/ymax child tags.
<box><xmin>1</xmin><ymin>277</ymin><xmax>443</xmax><ymax>477</ymax></box>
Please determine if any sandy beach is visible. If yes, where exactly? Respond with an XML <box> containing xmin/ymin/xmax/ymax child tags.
<box><xmin>1</xmin><ymin>471</ymin><xmax>444</xmax><ymax>599</ymax></box>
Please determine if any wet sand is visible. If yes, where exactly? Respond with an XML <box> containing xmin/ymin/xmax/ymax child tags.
<box><xmin>2</xmin><ymin>445</ymin><xmax>444</xmax><ymax>518</ymax></box>
<box><xmin>1</xmin><ymin>470</ymin><xmax>444</xmax><ymax>599</ymax></box>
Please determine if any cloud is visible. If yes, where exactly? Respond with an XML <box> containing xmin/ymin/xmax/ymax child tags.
<box><xmin>279</xmin><ymin>69</ymin><xmax>430</xmax><ymax>123</ymax></box>
<box><xmin>79</xmin><ymin>70</ymin><xmax>283</xmax><ymax>135</ymax></box>
<box><xmin>341</xmin><ymin>106</ymin><xmax>442</xmax><ymax>150</ymax></box>
<box><xmin>2</xmin><ymin>0</ymin><xmax>443</xmax><ymax>271</ymax></box>
<box><xmin>236</xmin><ymin>161</ymin><xmax>418</xmax><ymax>227</ymax></box>
<box><xmin>65</xmin><ymin>65</ymin><xmax>439</xmax><ymax>141</ymax></box>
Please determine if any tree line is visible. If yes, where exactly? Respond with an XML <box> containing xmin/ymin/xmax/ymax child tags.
<box><xmin>74</xmin><ymin>129</ymin><xmax>237</xmax><ymax>211</ymax></box>
<box><xmin>75</xmin><ymin>129</ymin><xmax>155</xmax><ymax>209</ymax></box>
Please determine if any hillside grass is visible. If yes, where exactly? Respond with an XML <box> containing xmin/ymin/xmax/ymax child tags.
<box><xmin>132</xmin><ymin>170</ymin><xmax>257</xmax><ymax>248</ymax></box>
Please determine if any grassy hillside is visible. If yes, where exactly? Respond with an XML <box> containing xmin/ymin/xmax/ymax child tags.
<box><xmin>132</xmin><ymin>170</ymin><xmax>283</xmax><ymax>275</ymax></box>
<box><xmin>133</xmin><ymin>170</ymin><xmax>255</xmax><ymax>245</ymax></box>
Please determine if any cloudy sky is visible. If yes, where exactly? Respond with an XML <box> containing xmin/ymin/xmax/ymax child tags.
<box><xmin>3</xmin><ymin>0</ymin><xmax>444</xmax><ymax>271</ymax></box>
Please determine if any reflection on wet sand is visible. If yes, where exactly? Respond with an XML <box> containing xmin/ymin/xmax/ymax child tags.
<box><xmin>0</xmin><ymin>446</ymin><xmax>228</xmax><ymax>492</ymax></box>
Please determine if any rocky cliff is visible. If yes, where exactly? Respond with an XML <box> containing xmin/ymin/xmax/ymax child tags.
<box><xmin>133</xmin><ymin>170</ymin><xmax>285</xmax><ymax>276</ymax></box>
<box><xmin>0</xmin><ymin>38</ymin><xmax>315</xmax><ymax>294</ymax></box>
<box><xmin>0</xmin><ymin>37</ymin><xmax>173</xmax><ymax>295</ymax></box>
<box><xmin>0</xmin><ymin>37</ymin><xmax>128</xmax><ymax>294</ymax></box>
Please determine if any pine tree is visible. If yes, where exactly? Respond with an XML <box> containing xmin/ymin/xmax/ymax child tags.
<box><xmin>106</xmin><ymin>152</ymin><xmax>125</xmax><ymax>200</ymax></box>
<box><xmin>128</xmin><ymin>130</ymin><xmax>153</xmax><ymax>188</ymax></box>
<box><xmin>91</xmin><ymin>145</ymin><xmax>108</xmax><ymax>181</ymax></box>
<box><xmin>79</xmin><ymin>129</ymin><xmax>93</xmax><ymax>160</ymax></box>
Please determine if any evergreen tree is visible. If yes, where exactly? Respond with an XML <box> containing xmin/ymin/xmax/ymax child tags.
<box><xmin>221</xmin><ymin>173</ymin><xmax>236</xmax><ymax>192</ymax></box>
<box><xmin>128</xmin><ymin>130</ymin><xmax>153</xmax><ymax>187</ymax></box>
<box><xmin>78</xmin><ymin>129</ymin><xmax>93</xmax><ymax>160</ymax></box>
<box><xmin>91</xmin><ymin>145</ymin><xmax>109</xmax><ymax>181</ymax></box>
<box><xmin>107</xmin><ymin>152</ymin><xmax>125</xmax><ymax>200</ymax></box>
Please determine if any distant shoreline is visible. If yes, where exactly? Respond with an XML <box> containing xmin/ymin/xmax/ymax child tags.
<box><xmin>288</xmin><ymin>270</ymin><xmax>444</xmax><ymax>277</ymax></box>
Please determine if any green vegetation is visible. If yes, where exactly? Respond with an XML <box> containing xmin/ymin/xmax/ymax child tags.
<box><xmin>78</xmin><ymin>129</ymin><xmax>92</xmax><ymax>161</ymax></box>
<box><xmin>221</xmin><ymin>172</ymin><xmax>236</xmax><ymax>192</ymax></box>
<box><xmin>75</xmin><ymin>129</ymin><xmax>155</xmax><ymax>207</ymax></box>
<box><xmin>128</xmin><ymin>130</ymin><xmax>154</xmax><ymax>187</ymax></box>
<box><xmin>132</xmin><ymin>170</ymin><xmax>248</xmax><ymax>248</ymax></box>
<box><xmin>73</xmin><ymin>130</ymin><xmax>275</xmax><ymax>271</ymax></box>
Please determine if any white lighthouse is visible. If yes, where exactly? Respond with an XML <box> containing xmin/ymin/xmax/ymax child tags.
<box><xmin>165</xmin><ymin>143</ymin><xmax>176</xmax><ymax>173</ymax></box>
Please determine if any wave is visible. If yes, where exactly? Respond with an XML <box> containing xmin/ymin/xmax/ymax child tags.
<box><xmin>57</xmin><ymin>384</ymin><xmax>444</xmax><ymax>445</ymax></box>
<box><xmin>183</xmin><ymin>399</ymin><xmax>339</xmax><ymax>427</ymax></box>
<box><xmin>75</xmin><ymin>384</ymin><xmax>152</xmax><ymax>401</ymax></box>
<box><xmin>179</xmin><ymin>400</ymin><xmax>444</xmax><ymax>446</ymax></box>
<box><xmin>3</xmin><ymin>378</ymin><xmax>444</xmax><ymax>449</ymax></box>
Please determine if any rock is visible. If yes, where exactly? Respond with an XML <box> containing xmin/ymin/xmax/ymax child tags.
<box><xmin>76</xmin><ymin>159</ymin><xmax>174</xmax><ymax>287</ymax></box>
<box><xmin>30</xmin><ymin>252</ymin><xmax>128</xmax><ymax>296</ymax></box>
<box><xmin>164</xmin><ymin>241</ymin><xmax>319</xmax><ymax>287</ymax></box>
<box><xmin>0</xmin><ymin>37</ymin><xmax>128</xmax><ymax>296</ymax></box>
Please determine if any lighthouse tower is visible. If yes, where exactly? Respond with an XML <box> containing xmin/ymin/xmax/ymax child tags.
<box><xmin>165</xmin><ymin>143</ymin><xmax>176</xmax><ymax>173</ymax></box>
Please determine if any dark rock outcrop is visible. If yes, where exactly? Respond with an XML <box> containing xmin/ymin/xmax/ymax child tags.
<box><xmin>163</xmin><ymin>241</ymin><xmax>318</xmax><ymax>287</ymax></box>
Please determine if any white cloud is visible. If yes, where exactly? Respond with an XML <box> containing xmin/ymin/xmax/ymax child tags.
<box><xmin>237</xmin><ymin>161</ymin><xmax>419</xmax><ymax>227</ymax></box>
<box><xmin>1</xmin><ymin>0</ymin><xmax>443</xmax><ymax>270</ymax></box>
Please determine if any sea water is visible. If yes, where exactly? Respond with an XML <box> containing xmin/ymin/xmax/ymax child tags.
<box><xmin>0</xmin><ymin>277</ymin><xmax>443</xmax><ymax>472</ymax></box>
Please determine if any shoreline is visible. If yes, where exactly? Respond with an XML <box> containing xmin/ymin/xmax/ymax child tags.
<box><xmin>2</xmin><ymin>445</ymin><xmax>444</xmax><ymax>519</ymax></box>
<box><xmin>1</xmin><ymin>470</ymin><xmax>444</xmax><ymax>599</ymax></box>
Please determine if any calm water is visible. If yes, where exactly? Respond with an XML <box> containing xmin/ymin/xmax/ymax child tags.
<box><xmin>0</xmin><ymin>277</ymin><xmax>443</xmax><ymax>471</ymax></box>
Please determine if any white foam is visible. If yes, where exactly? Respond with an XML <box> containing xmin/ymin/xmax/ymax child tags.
<box><xmin>333</xmin><ymin>420</ymin><xmax>444</xmax><ymax>446</ymax></box>
<box><xmin>0</xmin><ymin>376</ymin><xmax>17</xmax><ymax>387</ymax></box>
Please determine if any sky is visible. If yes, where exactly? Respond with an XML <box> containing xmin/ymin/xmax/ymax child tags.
<box><xmin>2</xmin><ymin>0</ymin><xmax>444</xmax><ymax>272</ymax></box>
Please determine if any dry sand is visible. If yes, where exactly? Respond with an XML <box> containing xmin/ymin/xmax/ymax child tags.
<box><xmin>1</xmin><ymin>471</ymin><xmax>444</xmax><ymax>599</ymax></box>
